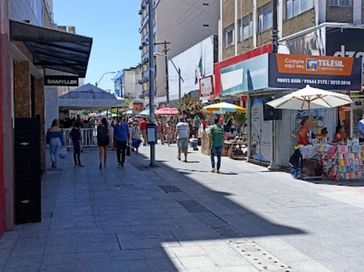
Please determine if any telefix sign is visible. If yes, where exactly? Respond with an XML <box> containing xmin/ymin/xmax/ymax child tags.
<box><xmin>269</xmin><ymin>54</ymin><xmax>362</xmax><ymax>90</ymax></box>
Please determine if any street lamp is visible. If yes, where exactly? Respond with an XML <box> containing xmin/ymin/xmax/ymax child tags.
<box><xmin>95</xmin><ymin>71</ymin><xmax>117</xmax><ymax>87</ymax></box>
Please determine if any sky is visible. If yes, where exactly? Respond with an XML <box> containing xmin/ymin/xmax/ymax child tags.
<box><xmin>53</xmin><ymin>0</ymin><xmax>141</xmax><ymax>92</ymax></box>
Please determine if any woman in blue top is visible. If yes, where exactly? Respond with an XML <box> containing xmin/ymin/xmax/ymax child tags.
<box><xmin>46</xmin><ymin>119</ymin><xmax>65</xmax><ymax>169</ymax></box>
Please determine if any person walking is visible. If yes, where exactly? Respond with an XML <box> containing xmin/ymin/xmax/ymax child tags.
<box><xmin>140</xmin><ymin>117</ymin><xmax>148</xmax><ymax>146</ymax></box>
<box><xmin>69</xmin><ymin>122</ymin><xmax>84</xmax><ymax>167</ymax></box>
<box><xmin>112</xmin><ymin>117</ymin><xmax>129</xmax><ymax>167</ymax></box>
<box><xmin>97</xmin><ymin>118</ymin><xmax>110</xmax><ymax>169</ymax></box>
<box><xmin>357</xmin><ymin>114</ymin><xmax>364</xmax><ymax>143</ymax></box>
<box><xmin>46</xmin><ymin>119</ymin><xmax>65</xmax><ymax>169</ymax></box>
<box><xmin>130</xmin><ymin>121</ymin><xmax>142</xmax><ymax>153</ymax></box>
<box><xmin>176</xmin><ymin>117</ymin><xmax>190</xmax><ymax>162</ymax></box>
<box><xmin>209</xmin><ymin>117</ymin><xmax>224</xmax><ymax>173</ymax></box>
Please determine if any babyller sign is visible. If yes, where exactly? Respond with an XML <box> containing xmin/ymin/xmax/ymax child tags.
<box><xmin>269</xmin><ymin>54</ymin><xmax>362</xmax><ymax>90</ymax></box>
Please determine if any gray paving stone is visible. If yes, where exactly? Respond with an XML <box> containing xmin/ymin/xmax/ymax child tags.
<box><xmin>42</xmin><ymin>253</ymin><xmax>77</xmax><ymax>266</ymax></box>
<box><xmin>111</xmin><ymin>259</ymin><xmax>151</xmax><ymax>272</ymax></box>
<box><xmin>4</xmin><ymin>255</ymin><xmax>42</xmax><ymax>269</ymax></box>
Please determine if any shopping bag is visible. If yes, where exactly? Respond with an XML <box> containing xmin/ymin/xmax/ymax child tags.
<box><xmin>59</xmin><ymin>147</ymin><xmax>67</xmax><ymax>159</ymax></box>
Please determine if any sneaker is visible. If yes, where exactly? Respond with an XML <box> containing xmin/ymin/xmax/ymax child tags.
<box><xmin>216</xmin><ymin>170</ymin><xmax>221</xmax><ymax>174</ymax></box>
<box><xmin>211</xmin><ymin>168</ymin><xmax>215</xmax><ymax>173</ymax></box>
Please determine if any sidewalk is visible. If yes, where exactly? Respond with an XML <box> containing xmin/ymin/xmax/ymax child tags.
<box><xmin>1</xmin><ymin>144</ymin><xmax>364</xmax><ymax>271</ymax></box>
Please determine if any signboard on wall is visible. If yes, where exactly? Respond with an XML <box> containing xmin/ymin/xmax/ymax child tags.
<box><xmin>269</xmin><ymin>54</ymin><xmax>362</xmax><ymax>90</ymax></box>
<box><xmin>199</xmin><ymin>75</ymin><xmax>214</xmax><ymax>98</ymax></box>
<box><xmin>44</xmin><ymin>75</ymin><xmax>79</xmax><ymax>86</ymax></box>
<box><xmin>220</xmin><ymin>53</ymin><xmax>269</xmax><ymax>96</ymax></box>
<box><xmin>250</xmin><ymin>97</ymin><xmax>272</xmax><ymax>163</ymax></box>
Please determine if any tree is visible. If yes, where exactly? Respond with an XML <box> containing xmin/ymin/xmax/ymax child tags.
<box><xmin>177</xmin><ymin>95</ymin><xmax>204</xmax><ymax>120</ymax></box>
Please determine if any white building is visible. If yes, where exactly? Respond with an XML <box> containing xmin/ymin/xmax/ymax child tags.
<box><xmin>139</xmin><ymin>0</ymin><xmax>219</xmax><ymax>103</ymax></box>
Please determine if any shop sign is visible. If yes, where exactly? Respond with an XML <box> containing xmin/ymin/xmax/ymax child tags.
<box><xmin>250</xmin><ymin>97</ymin><xmax>272</xmax><ymax>163</ymax></box>
<box><xmin>221</xmin><ymin>54</ymin><xmax>269</xmax><ymax>96</ymax></box>
<box><xmin>199</xmin><ymin>75</ymin><xmax>214</xmax><ymax>98</ymax></box>
<box><xmin>44</xmin><ymin>75</ymin><xmax>79</xmax><ymax>86</ymax></box>
<box><xmin>269</xmin><ymin>54</ymin><xmax>362</xmax><ymax>90</ymax></box>
<box><xmin>326</xmin><ymin>28</ymin><xmax>364</xmax><ymax>58</ymax></box>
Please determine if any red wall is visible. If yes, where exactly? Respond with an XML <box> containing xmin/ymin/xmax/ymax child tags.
<box><xmin>214</xmin><ymin>44</ymin><xmax>273</xmax><ymax>97</ymax></box>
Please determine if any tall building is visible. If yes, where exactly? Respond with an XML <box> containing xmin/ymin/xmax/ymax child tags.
<box><xmin>139</xmin><ymin>0</ymin><xmax>219</xmax><ymax>103</ymax></box>
<box><xmin>220</xmin><ymin>0</ymin><xmax>364</xmax><ymax>61</ymax></box>
<box><xmin>113</xmin><ymin>66</ymin><xmax>143</xmax><ymax>99</ymax></box>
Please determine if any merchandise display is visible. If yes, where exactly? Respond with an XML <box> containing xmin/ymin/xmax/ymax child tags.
<box><xmin>315</xmin><ymin>142</ymin><xmax>364</xmax><ymax>181</ymax></box>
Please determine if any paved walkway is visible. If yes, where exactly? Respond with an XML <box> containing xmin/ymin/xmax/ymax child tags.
<box><xmin>1</xmin><ymin>144</ymin><xmax>364</xmax><ymax>271</ymax></box>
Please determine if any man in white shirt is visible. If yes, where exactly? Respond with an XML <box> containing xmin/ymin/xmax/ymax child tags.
<box><xmin>176</xmin><ymin>117</ymin><xmax>190</xmax><ymax>162</ymax></box>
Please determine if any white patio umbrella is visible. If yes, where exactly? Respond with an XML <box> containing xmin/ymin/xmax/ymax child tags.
<box><xmin>266</xmin><ymin>85</ymin><xmax>353</xmax><ymax>119</ymax></box>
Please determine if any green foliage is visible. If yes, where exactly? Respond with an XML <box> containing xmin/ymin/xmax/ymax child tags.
<box><xmin>124</xmin><ymin>98</ymin><xmax>134</xmax><ymax>109</ymax></box>
<box><xmin>177</xmin><ymin>95</ymin><xmax>204</xmax><ymax>120</ymax></box>
<box><xmin>224</xmin><ymin>111</ymin><xmax>247</xmax><ymax>126</ymax></box>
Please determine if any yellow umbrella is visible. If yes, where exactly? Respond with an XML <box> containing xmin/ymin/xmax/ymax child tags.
<box><xmin>203</xmin><ymin>102</ymin><xmax>245</xmax><ymax>114</ymax></box>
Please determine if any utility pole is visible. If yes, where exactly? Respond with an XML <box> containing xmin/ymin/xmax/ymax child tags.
<box><xmin>272</xmin><ymin>0</ymin><xmax>278</xmax><ymax>54</ymax></box>
<box><xmin>178</xmin><ymin>68</ymin><xmax>181</xmax><ymax>101</ymax></box>
<box><xmin>148</xmin><ymin>0</ymin><xmax>156</xmax><ymax>167</ymax></box>
<box><xmin>155</xmin><ymin>41</ymin><xmax>171</xmax><ymax>104</ymax></box>
<box><xmin>269</xmin><ymin>0</ymin><xmax>279</xmax><ymax>171</ymax></box>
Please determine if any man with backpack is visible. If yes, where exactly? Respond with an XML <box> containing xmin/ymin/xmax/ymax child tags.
<box><xmin>112</xmin><ymin>117</ymin><xmax>129</xmax><ymax>167</ymax></box>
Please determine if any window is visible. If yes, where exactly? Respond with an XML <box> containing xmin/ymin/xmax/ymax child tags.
<box><xmin>224</xmin><ymin>25</ymin><xmax>234</xmax><ymax>47</ymax></box>
<box><xmin>258</xmin><ymin>4</ymin><xmax>272</xmax><ymax>33</ymax></box>
<box><xmin>328</xmin><ymin>0</ymin><xmax>352</xmax><ymax>6</ymax></box>
<box><xmin>286</xmin><ymin>0</ymin><xmax>314</xmax><ymax>20</ymax></box>
<box><xmin>239</xmin><ymin>14</ymin><xmax>253</xmax><ymax>41</ymax></box>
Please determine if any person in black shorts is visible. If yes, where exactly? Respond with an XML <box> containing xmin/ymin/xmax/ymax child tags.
<box><xmin>97</xmin><ymin>118</ymin><xmax>110</xmax><ymax>169</ymax></box>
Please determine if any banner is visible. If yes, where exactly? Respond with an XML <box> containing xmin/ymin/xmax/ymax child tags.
<box><xmin>269</xmin><ymin>54</ymin><xmax>362</xmax><ymax>90</ymax></box>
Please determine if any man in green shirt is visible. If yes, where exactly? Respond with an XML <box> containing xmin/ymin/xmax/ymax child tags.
<box><xmin>209</xmin><ymin>117</ymin><xmax>224</xmax><ymax>173</ymax></box>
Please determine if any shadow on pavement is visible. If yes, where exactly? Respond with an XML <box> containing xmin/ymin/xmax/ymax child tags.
<box><xmin>1</xmin><ymin>150</ymin><xmax>306</xmax><ymax>272</ymax></box>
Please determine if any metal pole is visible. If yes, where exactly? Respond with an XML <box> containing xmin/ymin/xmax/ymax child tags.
<box><xmin>272</xmin><ymin>0</ymin><xmax>278</xmax><ymax>54</ymax></box>
<box><xmin>148</xmin><ymin>0</ymin><xmax>156</xmax><ymax>167</ymax></box>
<box><xmin>164</xmin><ymin>42</ymin><xmax>169</xmax><ymax>104</ymax></box>
<box><xmin>178</xmin><ymin>68</ymin><xmax>181</xmax><ymax>101</ymax></box>
<box><xmin>269</xmin><ymin>0</ymin><xmax>279</xmax><ymax>171</ymax></box>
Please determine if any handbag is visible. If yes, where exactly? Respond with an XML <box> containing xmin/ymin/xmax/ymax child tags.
<box><xmin>126</xmin><ymin>145</ymin><xmax>131</xmax><ymax>156</ymax></box>
<box><xmin>59</xmin><ymin>147</ymin><xmax>67</xmax><ymax>159</ymax></box>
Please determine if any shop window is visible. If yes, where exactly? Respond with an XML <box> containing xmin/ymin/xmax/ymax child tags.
<box><xmin>258</xmin><ymin>4</ymin><xmax>272</xmax><ymax>33</ymax></box>
<box><xmin>239</xmin><ymin>14</ymin><xmax>253</xmax><ymax>42</ymax></box>
<box><xmin>328</xmin><ymin>0</ymin><xmax>352</xmax><ymax>6</ymax></box>
<box><xmin>224</xmin><ymin>25</ymin><xmax>234</xmax><ymax>48</ymax></box>
<box><xmin>285</xmin><ymin>0</ymin><xmax>314</xmax><ymax>20</ymax></box>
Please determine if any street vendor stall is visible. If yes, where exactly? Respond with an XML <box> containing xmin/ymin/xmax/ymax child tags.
<box><xmin>201</xmin><ymin>102</ymin><xmax>246</xmax><ymax>158</ymax></box>
<box><xmin>267</xmin><ymin>85</ymin><xmax>356</xmax><ymax>181</ymax></box>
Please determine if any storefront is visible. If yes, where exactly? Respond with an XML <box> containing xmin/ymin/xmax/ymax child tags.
<box><xmin>0</xmin><ymin>15</ymin><xmax>92</xmax><ymax>236</ymax></box>
<box><xmin>219</xmin><ymin>52</ymin><xmax>362</xmax><ymax>167</ymax></box>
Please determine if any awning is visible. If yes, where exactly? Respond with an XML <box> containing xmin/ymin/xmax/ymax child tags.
<box><xmin>10</xmin><ymin>20</ymin><xmax>92</xmax><ymax>77</ymax></box>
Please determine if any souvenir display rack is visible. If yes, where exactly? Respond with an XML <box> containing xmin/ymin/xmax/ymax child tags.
<box><xmin>315</xmin><ymin>143</ymin><xmax>364</xmax><ymax>181</ymax></box>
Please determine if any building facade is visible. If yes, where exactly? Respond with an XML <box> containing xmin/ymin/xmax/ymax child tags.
<box><xmin>218</xmin><ymin>0</ymin><xmax>364</xmax><ymax>168</ymax></box>
<box><xmin>0</xmin><ymin>0</ymin><xmax>92</xmax><ymax>236</ymax></box>
<box><xmin>220</xmin><ymin>0</ymin><xmax>364</xmax><ymax>61</ymax></box>
<box><xmin>139</xmin><ymin>0</ymin><xmax>219</xmax><ymax>103</ymax></box>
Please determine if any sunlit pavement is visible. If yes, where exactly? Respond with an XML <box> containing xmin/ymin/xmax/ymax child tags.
<box><xmin>1</xmin><ymin>144</ymin><xmax>364</xmax><ymax>271</ymax></box>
